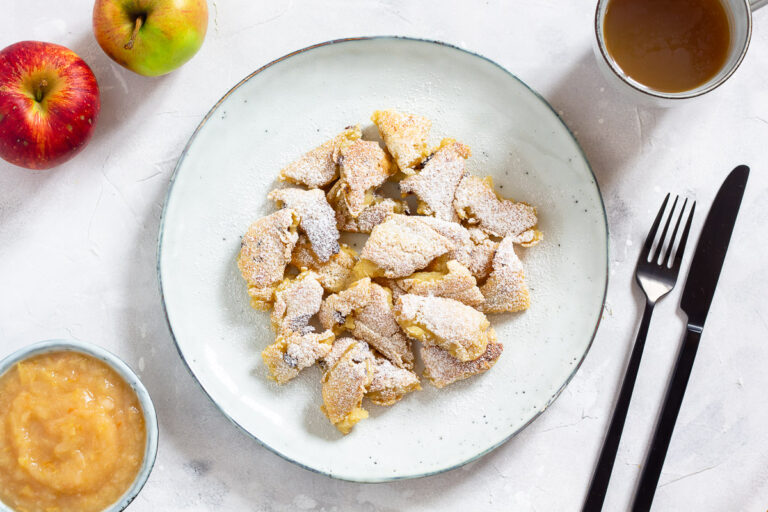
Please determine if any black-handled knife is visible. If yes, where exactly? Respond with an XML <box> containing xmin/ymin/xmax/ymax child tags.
<box><xmin>632</xmin><ymin>165</ymin><xmax>750</xmax><ymax>511</ymax></box>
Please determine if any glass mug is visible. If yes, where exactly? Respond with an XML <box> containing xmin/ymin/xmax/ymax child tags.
<box><xmin>594</xmin><ymin>0</ymin><xmax>765</xmax><ymax>105</ymax></box>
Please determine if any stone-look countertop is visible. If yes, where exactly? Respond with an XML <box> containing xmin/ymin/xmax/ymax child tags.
<box><xmin>1</xmin><ymin>1</ymin><xmax>766</xmax><ymax>510</ymax></box>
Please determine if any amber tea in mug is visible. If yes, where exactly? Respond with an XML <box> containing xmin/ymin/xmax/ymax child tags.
<box><xmin>603</xmin><ymin>0</ymin><xmax>732</xmax><ymax>93</ymax></box>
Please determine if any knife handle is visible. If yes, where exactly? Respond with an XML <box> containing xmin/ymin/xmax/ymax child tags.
<box><xmin>632</xmin><ymin>326</ymin><xmax>702</xmax><ymax>512</ymax></box>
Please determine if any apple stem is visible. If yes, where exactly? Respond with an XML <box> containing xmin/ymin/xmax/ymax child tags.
<box><xmin>124</xmin><ymin>15</ymin><xmax>144</xmax><ymax>50</ymax></box>
<box><xmin>34</xmin><ymin>80</ymin><xmax>48</xmax><ymax>102</ymax></box>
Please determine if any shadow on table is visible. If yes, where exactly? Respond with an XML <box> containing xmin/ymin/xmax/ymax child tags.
<box><xmin>0</xmin><ymin>33</ymin><xmax>170</xmax><ymax>235</ymax></box>
<box><xmin>544</xmin><ymin>51</ymin><xmax>668</xmax><ymax>195</ymax></box>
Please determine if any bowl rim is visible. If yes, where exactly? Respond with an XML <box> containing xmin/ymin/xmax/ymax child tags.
<box><xmin>156</xmin><ymin>35</ymin><xmax>610</xmax><ymax>483</ymax></box>
<box><xmin>0</xmin><ymin>339</ymin><xmax>159</xmax><ymax>512</ymax></box>
<box><xmin>593</xmin><ymin>0</ymin><xmax>753</xmax><ymax>100</ymax></box>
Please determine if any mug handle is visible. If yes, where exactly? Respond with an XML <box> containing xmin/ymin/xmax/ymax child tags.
<box><xmin>752</xmin><ymin>0</ymin><xmax>767</xmax><ymax>10</ymax></box>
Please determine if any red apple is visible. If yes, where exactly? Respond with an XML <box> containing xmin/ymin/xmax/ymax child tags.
<box><xmin>93</xmin><ymin>0</ymin><xmax>208</xmax><ymax>76</ymax></box>
<box><xmin>0</xmin><ymin>41</ymin><xmax>100</xmax><ymax>170</ymax></box>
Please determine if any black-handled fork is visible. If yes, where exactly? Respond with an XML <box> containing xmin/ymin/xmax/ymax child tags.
<box><xmin>582</xmin><ymin>194</ymin><xmax>695</xmax><ymax>512</ymax></box>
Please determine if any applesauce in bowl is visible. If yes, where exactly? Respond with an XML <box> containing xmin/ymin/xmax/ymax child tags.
<box><xmin>0</xmin><ymin>340</ymin><xmax>158</xmax><ymax>512</ymax></box>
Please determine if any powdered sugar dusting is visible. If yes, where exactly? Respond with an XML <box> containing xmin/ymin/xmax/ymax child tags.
<box><xmin>361</xmin><ymin>214</ymin><xmax>452</xmax><ymax>278</ymax></box>
<box><xmin>394</xmin><ymin>294</ymin><xmax>493</xmax><ymax>362</ymax></box>
<box><xmin>367</xmin><ymin>356</ymin><xmax>420</xmax><ymax>406</ymax></box>
<box><xmin>290</xmin><ymin>236</ymin><xmax>357</xmax><ymax>293</ymax></box>
<box><xmin>480</xmin><ymin>236</ymin><xmax>531</xmax><ymax>313</ymax></box>
<box><xmin>453</xmin><ymin>174</ymin><xmax>538</xmax><ymax>237</ymax></box>
<box><xmin>337</xmin><ymin>140</ymin><xmax>395</xmax><ymax>217</ymax></box>
<box><xmin>415</xmin><ymin>216</ymin><xmax>474</xmax><ymax>269</ymax></box>
<box><xmin>319</xmin><ymin>278</ymin><xmax>414</xmax><ymax>368</ymax></box>
<box><xmin>270</xmin><ymin>270</ymin><xmax>325</xmax><ymax>333</ymax></box>
<box><xmin>268</xmin><ymin>187</ymin><xmax>340</xmax><ymax>262</ymax></box>
<box><xmin>421</xmin><ymin>342</ymin><xmax>503</xmax><ymax>388</ymax></box>
<box><xmin>279</xmin><ymin>126</ymin><xmax>361</xmax><ymax>188</ymax></box>
<box><xmin>400</xmin><ymin>139</ymin><xmax>470</xmax><ymax>221</ymax></box>
<box><xmin>334</xmin><ymin>195</ymin><xmax>407</xmax><ymax>234</ymax></box>
<box><xmin>397</xmin><ymin>260</ymin><xmax>483</xmax><ymax>307</ymax></box>
<box><xmin>371</xmin><ymin>109</ymin><xmax>432</xmax><ymax>173</ymax></box>
<box><xmin>237</xmin><ymin>208</ymin><xmax>300</xmax><ymax>308</ymax></box>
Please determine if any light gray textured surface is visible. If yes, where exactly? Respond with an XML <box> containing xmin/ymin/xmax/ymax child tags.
<box><xmin>1</xmin><ymin>1</ymin><xmax>766</xmax><ymax>510</ymax></box>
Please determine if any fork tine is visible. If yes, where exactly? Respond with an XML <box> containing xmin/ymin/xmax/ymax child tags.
<box><xmin>653</xmin><ymin>195</ymin><xmax>679</xmax><ymax>264</ymax></box>
<box><xmin>662</xmin><ymin>198</ymin><xmax>688</xmax><ymax>267</ymax></box>
<box><xmin>671</xmin><ymin>201</ymin><xmax>696</xmax><ymax>271</ymax></box>
<box><xmin>642</xmin><ymin>193</ymin><xmax>670</xmax><ymax>261</ymax></box>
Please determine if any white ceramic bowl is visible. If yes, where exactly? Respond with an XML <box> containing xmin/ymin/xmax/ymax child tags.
<box><xmin>0</xmin><ymin>339</ymin><xmax>159</xmax><ymax>512</ymax></box>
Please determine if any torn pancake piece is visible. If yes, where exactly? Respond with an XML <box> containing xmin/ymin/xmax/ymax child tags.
<box><xmin>290</xmin><ymin>236</ymin><xmax>357</xmax><ymax>293</ymax></box>
<box><xmin>510</xmin><ymin>227</ymin><xmax>544</xmax><ymax>247</ymax></box>
<box><xmin>415</xmin><ymin>217</ymin><xmax>498</xmax><ymax>281</ymax></box>
<box><xmin>329</xmin><ymin>188</ymin><xmax>408</xmax><ymax>234</ymax></box>
<box><xmin>321</xmin><ymin>337</ymin><xmax>374</xmax><ymax>434</ymax></box>
<box><xmin>279</xmin><ymin>125</ymin><xmax>361</xmax><ymax>188</ymax></box>
<box><xmin>400</xmin><ymin>139</ymin><xmax>471</xmax><ymax>222</ymax></box>
<box><xmin>453</xmin><ymin>174</ymin><xmax>538</xmax><ymax>238</ymax></box>
<box><xmin>480</xmin><ymin>236</ymin><xmax>531</xmax><ymax>313</ymax></box>
<box><xmin>237</xmin><ymin>209</ymin><xmax>300</xmax><ymax>310</ymax></box>
<box><xmin>319</xmin><ymin>278</ymin><xmax>414</xmax><ymax>369</ymax></box>
<box><xmin>268</xmin><ymin>187</ymin><xmax>340</xmax><ymax>262</ymax></box>
<box><xmin>466</xmin><ymin>227</ymin><xmax>499</xmax><ymax>280</ymax></box>
<box><xmin>371</xmin><ymin>109</ymin><xmax>432</xmax><ymax>174</ymax></box>
<box><xmin>262</xmin><ymin>330</ymin><xmax>334</xmax><ymax>384</ymax></box>
<box><xmin>356</xmin><ymin>214</ymin><xmax>453</xmax><ymax>279</ymax></box>
<box><xmin>421</xmin><ymin>341</ymin><xmax>504</xmax><ymax>388</ymax></box>
<box><xmin>397</xmin><ymin>260</ymin><xmax>484</xmax><ymax>308</ymax></box>
<box><xmin>336</xmin><ymin>139</ymin><xmax>395</xmax><ymax>217</ymax></box>
<box><xmin>270</xmin><ymin>270</ymin><xmax>325</xmax><ymax>333</ymax></box>
<box><xmin>366</xmin><ymin>356</ymin><xmax>421</xmax><ymax>406</ymax></box>
<box><xmin>416</xmin><ymin>215</ymin><xmax>475</xmax><ymax>268</ymax></box>
<box><xmin>394</xmin><ymin>294</ymin><xmax>494</xmax><ymax>362</ymax></box>
<box><xmin>263</xmin><ymin>270</ymin><xmax>335</xmax><ymax>383</ymax></box>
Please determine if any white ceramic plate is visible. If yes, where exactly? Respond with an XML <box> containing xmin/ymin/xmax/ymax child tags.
<box><xmin>158</xmin><ymin>37</ymin><xmax>608</xmax><ymax>482</ymax></box>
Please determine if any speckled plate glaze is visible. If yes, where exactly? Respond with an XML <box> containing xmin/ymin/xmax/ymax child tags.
<box><xmin>158</xmin><ymin>37</ymin><xmax>608</xmax><ymax>482</ymax></box>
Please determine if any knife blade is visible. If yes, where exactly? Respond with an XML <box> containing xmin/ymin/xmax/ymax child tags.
<box><xmin>680</xmin><ymin>164</ymin><xmax>749</xmax><ymax>330</ymax></box>
<box><xmin>632</xmin><ymin>165</ymin><xmax>749</xmax><ymax>512</ymax></box>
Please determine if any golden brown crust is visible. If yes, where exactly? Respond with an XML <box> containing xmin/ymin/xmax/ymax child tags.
<box><xmin>290</xmin><ymin>236</ymin><xmax>358</xmax><ymax>293</ymax></box>
<box><xmin>237</xmin><ymin>209</ymin><xmax>300</xmax><ymax>310</ymax></box>
<box><xmin>239</xmin><ymin>110</ymin><xmax>541</xmax><ymax>433</ymax></box>
<box><xmin>263</xmin><ymin>271</ymin><xmax>335</xmax><ymax>383</ymax></box>
<box><xmin>400</xmin><ymin>139</ymin><xmax>471</xmax><ymax>222</ymax></box>
<box><xmin>359</xmin><ymin>214</ymin><xmax>453</xmax><ymax>279</ymax></box>
<box><xmin>479</xmin><ymin>236</ymin><xmax>531</xmax><ymax>313</ymax></box>
<box><xmin>329</xmin><ymin>189</ymin><xmax>408</xmax><ymax>234</ymax></box>
<box><xmin>397</xmin><ymin>260</ymin><xmax>484</xmax><ymax>308</ymax></box>
<box><xmin>268</xmin><ymin>187</ymin><xmax>340</xmax><ymax>262</ymax></box>
<box><xmin>453</xmin><ymin>174</ymin><xmax>538</xmax><ymax>238</ymax></box>
<box><xmin>394</xmin><ymin>294</ymin><xmax>494</xmax><ymax>362</ymax></box>
<box><xmin>421</xmin><ymin>341</ymin><xmax>504</xmax><ymax>388</ymax></box>
<box><xmin>270</xmin><ymin>270</ymin><xmax>325</xmax><ymax>333</ymax></box>
<box><xmin>371</xmin><ymin>110</ymin><xmax>432</xmax><ymax>174</ymax></box>
<box><xmin>466</xmin><ymin>228</ymin><xmax>499</xmax><ymax>280</ymax></box>
<box><xmin>262</xmin><ymin>330</ymin><xmax>334</xmax><ymax>384</ymax></box>
<box><xmin>319</xmin><ymin>279</ymin><xmax>414</xmax><ymax>369</ymax></box>
<box><xmin>336</xmin><ymin>140</ymin><xmax>395</xmax><ymax>217</ymax></box>
<box><xmin>366</xmin><ymin>356</ymin><xmax>420</xmax><ymax>406</ymax></box>
<box><xmin>321</xmin><ymin>337</ymin><xmax>374</xmax><ymax>434</ymax></box>
<box><xmin>279</xmin><ymin>126</ymin><xmax>361</xmax><ymax>188</ymax></box>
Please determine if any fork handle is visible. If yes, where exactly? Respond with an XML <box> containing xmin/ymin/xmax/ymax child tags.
<box><xmin>631</xmin><ymin>326</ymin><xmax>702</xmax><ymax>511</ymax></box>
<box><xmin>582</xmin><ymin>301</ymin><xmax>655</xmax><ymax>512</ymax></box>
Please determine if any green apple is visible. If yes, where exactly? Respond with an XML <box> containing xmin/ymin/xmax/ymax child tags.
<box><xmin>93</xmin><ymin>0</ymin><xmax>208</xmax><ymax>76</ymax></box>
